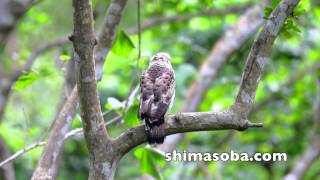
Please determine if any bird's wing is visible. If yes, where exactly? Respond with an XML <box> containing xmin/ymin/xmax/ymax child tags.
<box><xmin>150</xmin><ymin>69</ymin><xmax>175</xmax><ymax>121</ymax></box>
<box><xmin>138</xmin><ymin>71</ymin><xmax>154</xmax><ymax>120</ymax></box>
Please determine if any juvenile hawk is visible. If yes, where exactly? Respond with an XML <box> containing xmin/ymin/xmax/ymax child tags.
<box><xmin>138</xmin><ymin>52</ymin><xmax>175</xmax><ymax>144</ymax></box>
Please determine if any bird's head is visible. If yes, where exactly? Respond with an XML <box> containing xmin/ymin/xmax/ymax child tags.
<box><xmin>151</xmin><ymin>52</ymin><xmax>171</xmax><ymax>64</ymax></box>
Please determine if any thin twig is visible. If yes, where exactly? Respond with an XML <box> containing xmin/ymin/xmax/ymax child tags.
<box><xmin>0</xmin><ymin>115</ymin><xmax>121</xmax><ymax>168</ymax></box>
<box><xmin>0</xmin><ymin>142</ymin><xmax>46</xmax><ymax>167</ymax></box>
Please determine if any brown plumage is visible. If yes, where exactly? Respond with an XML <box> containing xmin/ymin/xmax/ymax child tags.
<box><xmin>138</xmin><ymin>52</ymin><xmax>175</xmax><ymax>144</ymax></box>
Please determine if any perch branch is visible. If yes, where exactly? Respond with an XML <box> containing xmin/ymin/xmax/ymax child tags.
<box><xmin>113</xmin><ymin>111</ymin><xmax>263</xmax><ymax>155</ymax></box>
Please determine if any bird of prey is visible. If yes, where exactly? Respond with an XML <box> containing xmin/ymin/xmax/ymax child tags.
<box><xmin>138</xmin><ymin>52</ymin><xmax>175</xmax><ymax>144</ymax></box>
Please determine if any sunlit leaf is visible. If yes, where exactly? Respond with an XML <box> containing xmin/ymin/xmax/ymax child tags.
<box><xmin>123</xmin><ymin>105</ymin><xmax>141</xmax><ymax>126</ymax></box>
<box><xmin>145</xmin><ymin>147</ymin><xmax>165</xmax><ymax>167</ymax></box>
<box><xmin>134</xmin><ymin>147</ymin><xmax>164</xmax><ymax>180</ymax></box>
<box><xmin>59</xmin><ymin>54</ymin><xmax>71</xmax><ymax>62</ymax></box>
<box><xmin>105</xmin><ymin>97</ymin><xmax>124</xmax><ymax>110</ymax></box>
<box><xmin>272</xmin><ymin>0</ymin><xmax>281</xmax><ymax>8</ymax></box>
<box><xmin>111</xmin><ymin>30</ymin><xmax>135</xmax><ymax>58</ymax></box>
<box><xmin>294</xmin><ymin>7</ymin><xmax>306</xmax><ymax>16</ymax></box>
<box><xmin>14</xmin><ymin>72</ymin><xmax>40</xmax><ymax>90</ymax></box>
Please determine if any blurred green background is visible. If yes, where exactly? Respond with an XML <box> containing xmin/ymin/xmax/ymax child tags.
<box><xmin>0</xmin><ymin>0</ymin><xmax>320</xmax><ymax>179</ymax></box>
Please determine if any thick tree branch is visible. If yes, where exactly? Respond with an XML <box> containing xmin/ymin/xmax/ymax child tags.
<box><xmin>114</xmin><ymin>0</ymin><xmax>300</xmax><ymax>158</ymax></box>
<box><xmin>113</xmin><ymin>111</ymin><xmax>263</xmax><ymax>156</ymax></box>
<box><xmin>71</xmin><ymin>0</ymin><xmax>114</xmax><ymax>179</ymax></box>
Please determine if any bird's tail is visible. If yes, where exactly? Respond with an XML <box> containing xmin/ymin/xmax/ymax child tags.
<box><xmin>145</xmin><ymin>121</ymin><xmax>165</xmax><ymax>144</ymax></box>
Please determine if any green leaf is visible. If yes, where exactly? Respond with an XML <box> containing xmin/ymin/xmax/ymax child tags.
<box><xmin>271</xmin><ymin>0</ymin><xmax>281</xmax><ymax>8</ymax></box>
<box><xmin>104</xmin><ymin>97</ymin><xmax>124</xmax><ymax>110</ymax></box>
<box><xmin>14</xmin><ymin>72</ymin><xmax>40</xmax><ymax>90</ymax></box>
<box><xmin>111</xmin><ymin>30</ymin><xmax>135</xmax><ymax>58</ymax></box>
<box><xmin>280</xmin><ymin>28</ymin><xmax>294</xmax><ymax>39</ymax></box>
<box><xmin>291</xmin><ymin>24</ymin><xmax>301</xmax><ymax>33</ymax></box>
<box><xmin>133</xmin><ymin>147</ymin><xmax>144</xmax><ymax>159</ymax></box>
<box><xmin>294</xmin><ymin>7</ymin><xmax>306</xmax><ymax>16</ymax></box>
<box><xmin>145</xmin><ymin>147</ymin><xmax>165</xmax><ymax>167</ymax></box>
<box><xmin>206</xmin><ymin>0</ymin><xmax>213</xmax><ymax>8</ymax></box>
<box><xmin>263</xmin><ymin>7</ymin><xmax>273</xmax><ymax>19</ymax></box>
<box><xmin>59</xmin><ymin>54</ymin><xmax>71</xmax><ymax>62</ymax></box>
<box><xmin>134</xmin><ymin>147</ymin><xmax>164</xmax><ymax>180</ymax></box>
<box><xmin>123</xmin><ymin>105</ymin><xmax>141</xmax><ymax>126</ymax></box>
<box><xmin>280</xmin><ymin>18</ymin><xmax>301</xmax><ymax>39</ymax></box>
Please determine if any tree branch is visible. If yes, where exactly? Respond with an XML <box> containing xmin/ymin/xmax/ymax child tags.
<box><xmin>114</xmin><ymin>111</ymin><xmax>263</xmax><ymax>155</ymax></box>
<box><xmin>113</xmin><ymin>0</ymin><xmax>300</xmax><ymax>158</ymax></box>
<box><xmin>71</xmin><ymin>0</ymin><xmax>113</xmax><ymax>179</ymax></box>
